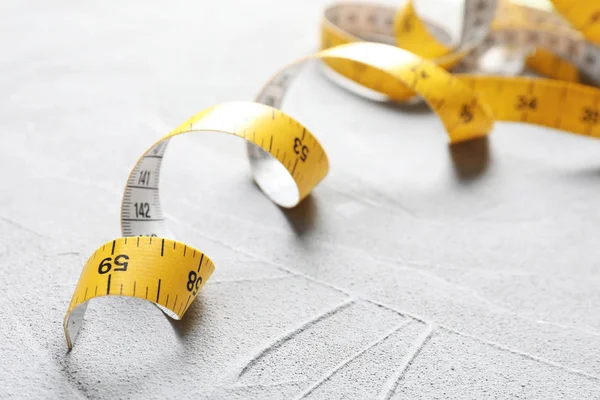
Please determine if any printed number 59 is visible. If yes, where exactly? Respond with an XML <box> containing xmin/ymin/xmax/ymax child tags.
<box><xmin>98</xmin><ymin>254</ymin><xmax>129</xmax><ymax>274</ymax></box>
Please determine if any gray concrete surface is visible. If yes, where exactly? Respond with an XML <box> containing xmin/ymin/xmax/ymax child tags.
<box><xmin>1</xmin><ymin>0</ymin><xmax>599</xmax><ymax>398</ymax></box>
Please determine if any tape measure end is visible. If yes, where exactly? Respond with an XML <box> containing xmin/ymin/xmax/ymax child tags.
<box><xmin>63</xmin><ymin>302</ymin><xmax>88</xmax><ymax>349</ymax></box>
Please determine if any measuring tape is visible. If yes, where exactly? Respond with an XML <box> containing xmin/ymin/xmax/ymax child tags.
<box><xmin>63</xmin><ymin>42</ymin><xmax>494</xmax><ymax>347</ymax></box>
<box><xmin>320</xmin><ymin>0</ymin><xmax>600</xmax><ymax>137</ymax></box>
<box><xmin>64</xmin><ymin>101</ymin><xmax>329</xmax><ymax>348</ymax></box>
<box><xmin>65</xmin><ymin>0</ymin><xmax>600</xmax><ymax>348</ymax></box>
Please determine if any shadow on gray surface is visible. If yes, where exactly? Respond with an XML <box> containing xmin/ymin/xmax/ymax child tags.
<box><xmin>281</xmin><ymin>194</ymin><xmax>318</xmax><ymax>236</ymax></box>
<box><xmin>168</xmin><ymin>295</ymin><xmax>207</xmax><ymax>339</ymax></box>
<box><xmin>247</xmin><ymin>175</ymin><xmax>319</xmax><ymax>237</ymax></box>
<box><xmin>449</xmin><ymin>136</ymin><xmax>490</xmax><ymax>181</ymax></box>
<box><xmin>384</xmin><ymin>98</ymin><xmax>432</xmax><ymax>114</ymax></box>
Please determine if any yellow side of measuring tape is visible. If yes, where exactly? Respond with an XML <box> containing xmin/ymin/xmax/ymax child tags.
<box><xmin>63</xmin><ymin>42</ymin><xmax>492</xmax><ymax>347</ymax></box>
<box><xmin>551</xmin><ymin>0</ymin><xmax>600</xmax><ymax>42</ymax></box>
<box><xmin>65</xmin><ymin>0</ymin><xmax>600</xmax><ymax>348</ymax></box>
<box><xmin>321</xmin><ymin>0</ymin><xmax>600</xmax><ymax>137</ymax></box>
<box><xmin>64</xmin><ymin>101</ymin><xmax>329</xmax><ymax>347</ymax></box>
<box><xmin>65</xmin><ymin>237</ymin><xmax>215</xmax><ymax>348</ymax></box>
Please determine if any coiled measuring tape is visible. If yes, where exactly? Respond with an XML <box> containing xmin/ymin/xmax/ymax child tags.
<box><xmin>65</xmin><ymin>0</ymin><xmax>600</xmax><ymax>348</ymax></box>
<box><xmin>321</xmin><ymin>0</ymin><xmax>600</xmax><ymax>137</ymax></box>
<box><xmin>64</xmin><ymin>43</ymin><xmax>498</xmax><ymax>348</ymax></box>
<box><xmin>63</xmin><ymin>100</ymin><xmax>329</xmax><ymax>348</ymax></box>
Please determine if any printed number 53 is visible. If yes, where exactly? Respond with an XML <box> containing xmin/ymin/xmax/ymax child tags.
<box><xmin>294</xmin><ymin>138</ymin><xmax>309</xmax><ymax>162</ymax></box>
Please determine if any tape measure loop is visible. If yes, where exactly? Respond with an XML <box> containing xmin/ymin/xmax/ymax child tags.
<box><xmin>64</xmin><ymin>102</ymin><xmax>330</xmax><ymax>348</ymax></box>
<box><xmin>321</xmin><ymin>1</ymin><xmax>600</xmax><ymax>139</ymax></box>
<box><xmin>63</xmin><ymin>237</ymin><xmax>214</xmax><ymax>349</ymax></box>
<box><xmin>65</xmin><ymin>0</ymin><xmax>600</xmax><ymax>349</ymax></box>
<box><xmin>315</xmin><ymin>42</ymin><xmax>495</xmax><ymax>142</ymax></box>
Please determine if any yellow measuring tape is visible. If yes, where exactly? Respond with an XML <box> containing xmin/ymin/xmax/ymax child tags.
<box><xmin>65</xmin><ymin>0</ymin><xmax>600</xmax><ymax>347</ymax></box>
<box><xmin>64</xmin><ymin>101</ymin><xmax>329</xmax><ymax>348</ymax></box>
<box><xmin>321</xmin><ymin>0</ymin><xmax>600</xmax><ymax>137</ymax></box>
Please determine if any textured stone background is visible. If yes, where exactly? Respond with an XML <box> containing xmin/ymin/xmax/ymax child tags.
<box><xmin>1</xmin><ymin>0</ymin><xmax>599</xmax><ymax>398</ymax></box>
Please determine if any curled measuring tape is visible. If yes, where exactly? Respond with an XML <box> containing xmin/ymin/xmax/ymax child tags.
<box><xmin>65</xmin><ymin>0</ymin><xmax>600</xmax><ymax>348</ymax></box>
<box><xmin>65</xmin><ymin>41</ymin><xmax>497</xmax><ymax>348</ymax></box>
<box><xmin>320</xmin><ymin>0</ymin><xmax>600</xmax><ymax>138</ymax></box>
<box><xmin>64</xmin><ymin>101</ymin><xmax>328</xmax><ymax>348</ymax></box>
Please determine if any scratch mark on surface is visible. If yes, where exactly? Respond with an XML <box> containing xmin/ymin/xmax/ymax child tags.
<box><xmin>365</xmin><ymin>299</ymin><xmax>428</xmax><ymax>324</ymax></box>
<box><xmin>425</xmin><ymin>271</ymin><xmax>600</xmax><ymax>338</ymax></box>
<box><xmin>172</xmin><ymin>203</ymin><xmax>600</xmax><ymax>347</ymax></box>
<box><xmin>211</xmin><ymin>275</ymin><xmax>292</xmax><ymax>285</ymax></box>
<box><xmin>236</xmin><ymin>299</ymin><xmax>355</xmax><ymax>380</ymax></box>
<box><xmin>393</xmin><ymin>258</ymin><xmax>593</xmax><ymax>279</ymax></box>
<box><xmin>227</xmin><ymin>378</ymin><xmax>305</xmax><ymax>389</ymax></box>
<box><xmin>534</xmin><ymin>319</ymin><xmax>600</xmax><ymax>338</ymax></box>
<box><xmin>372</xmin><ymin>258</ymin><xmax>600</xmax><ymax>337</ymax></box>
<box><xmin>173</xmin><ymin>202</ymin><xmax>399</xmax><ymax>268</ymax></box>
<box><xmin>168</xmin><ymin>215</ymin><xmax>353</xmax><ymax>297</ymax></box>
<box><xmin>0</xmin><ymin>215</ymin><xmax>49</xmax><ymax>238</ymax></box>
<box><xmin>378</xmin><ymin>324</ymin><xmax>437</xmax><ymax>400</ymax></box>
<box><xmin>294</xmin><ymin>319</ymin><xmax>413</xmax><ymax>399</ymax></box>
<box><xmin>54</xmin><ymin>251</ymin><xmax>81</xmax><ymax>257</ymax></box>
<box><xmin>326</xmin><ymin>184</ymin><xmax>418</xmax><ymax>219</ymax></box>
<box><xmin>170</xmin><ymin>210</ymin><xmax>600</xmax><ymax>381</ymax></box>
<box><xmin>173</xmin><ymin>208</ymin><xmax>598</xmax><ymax>379</ymax></box>
<box><xmin>365</xmin><ymin>298</ymin><xmax>600</xmax><ymax>381</ymax></box>
<box><xmin>443</xmin><ymin>326</ymin><xmax>600</xmax><ymax>381</ymax></box>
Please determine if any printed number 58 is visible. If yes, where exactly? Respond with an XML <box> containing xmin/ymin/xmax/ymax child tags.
<box><xmin>187</xmin><ymin>271</ymin><xmax>202</xmax><ymax>295</ymax></box>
